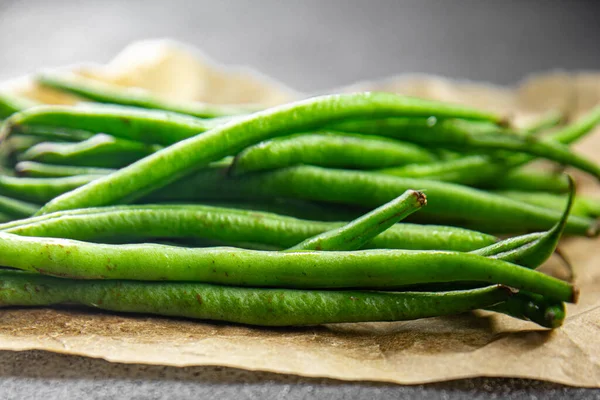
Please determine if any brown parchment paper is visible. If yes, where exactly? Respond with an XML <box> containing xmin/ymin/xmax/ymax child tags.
<box><xmin>1</xmin><ymin>39</ymin><xmax>600</xmax><ymax>387</ymax></box>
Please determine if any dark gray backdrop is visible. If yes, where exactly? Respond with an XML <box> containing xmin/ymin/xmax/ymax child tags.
<box><xmin>0</xmin><ymin>1</ymin><xmax>599</xmax><ymax>399</ymax></box>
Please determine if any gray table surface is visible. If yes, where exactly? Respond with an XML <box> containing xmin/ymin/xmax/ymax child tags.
<box><xmin>1</xmin><ymin>1</ymin><xmax>600</xmax><ymax>398</ymax></box>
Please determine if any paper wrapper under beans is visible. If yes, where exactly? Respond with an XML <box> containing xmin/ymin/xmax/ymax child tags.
<box><xmin>1</xmin><ymin>39</ymin><xmax>599</xmax><ymax>387</ymax></box>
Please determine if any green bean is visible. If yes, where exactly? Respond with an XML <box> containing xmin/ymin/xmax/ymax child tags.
<box><xmin>0</xmin><ymin>204</ymin><xmax>495</xmax><ymax>251</ymax></box>
<box><xmin>496</xmin><ymin>191</ymin><xmax>600</xmax><ymax>219</ymax></box>
<box><xmin>3</xmin><ymin>135</ymin><xmax>45</xmax><ymax>157</ymax></box>
<box><xmin>331</xmin><ymin>117</ymin><xmax>600</xmax><ymax>180</ymax></box>
<box><xmin>475</xmin><ymin>168</ymin><xmax>570</xmax><ymax>193</ymax></box>
<box><xmin>288</xmin><ymin>190</ymin><xmax>426</xmax><ymax>251</ymax></box>
<box><xmin>375</xmin><ymin>107</ymin><xmax>600</xmax><ymax>185</ymax></box>
<box><xmin>156</xmin><ymin>165</ymin><xmax>598</xmax><ymax>236</ymax></box>
<box><xmin>473</xmin><ymin>175</ymin><xmax>574</xmax><ymax>269</ymax></box>
<box><xmin>38</xmin><ymin>73</ymin><xmax>260</xmax><ymax>119</ymax></box>
<box><xmin>15</xmin><ymin>162</ymin><xmax>115</xmax><ymax>178</ymax></box>
<box><xmin>2</xmin><ymin>104</ymin><xmax>224</xmax><ymax>146</ymax></box>
<box><xmin>0</xmin><ymin>270</ymin><xmax>513</xmax><ymax>326</ymax></box>
<box><xmin>0</xmin><ymin>174</ymin><xmax>100</xmax><ymax>203</ymax></box>
<box><xmin>230</xmin><ymin>132</ymin><xmax>437</xmax><ymax>175</ymax></box>
<box><xmin>18</xmin><ymin>134</ymin><xmax>161</xmax><ymax>168</ymax></box>
<box><xmin>11</xmin><ymin>125</ymin><xmax>95</xmax><ymax>142</ymax></box>
<box><xmin>35</xmin><ymin>92</ymin><xmax>503</xmax><ymax>215</ymax></box>
<box><xmin>0</xmin><ymin>195</ymin><xmax>38</xmax><ymax>218</ymax></box>
<box><xmin>486</xmin><ymin>291</ymin><xmax>565</xmax><ymax>329</ymax></box>
<box><xmin>0</xmin><ymin>232</ymin><xmax>575</xmax><ymax>302</ymax></box>
<box><xmin>0</xmin><ymin>93</ymin><xmax>37</xmax><ymax>119</ymax></box>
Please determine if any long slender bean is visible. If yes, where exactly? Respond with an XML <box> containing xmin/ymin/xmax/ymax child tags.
<box><xmin>0</xmin><ymin>270</ymin><xmax>513</xmax><ymax>326</ymax></box>
<box><xmin>0</xmin><ymin>174</ymin><xmax>100</xmax><ymax>203</ymax></box>
<box><xmin>15</xmin><ymin>161</ymin><xmax>115</xmax><ymax>178</ymax></box>
<box><xmin>34</xmin><ymin>92</ymin><xmax>503</xmax><ymax>215</ymax></box>
<box><xmin>0</xmin><ymin>231</ymin><xmax>576</xmax><ymax>302</ymax></box>
<box><xmin>230</xmin><ymin>132</ymin><xmax>437</xmax><ymax>175</ymax></box>
<box><xmin>0</xmin><ymin>204</ymin><xmax>496</xmax><ymax>251</ymax></box>
<box><xmin>288</xmin><ymin>190</ymin><xmax>426</xmax><ymax>251</ymax></box>
<box><xmin>19</xmin><ymin>134</ymin><xmax>161</xmax><ymax>168</ymax></box>
<box><xmin>475</xmin><ymin>168</ymin><xmax>570</xmax><ymax>193</ymax></box>
<box><xmin>374</xmin><ymin>107</ymin><xmax>600</xmax><ymax>185</ymax></box>
<box><xmin>0</xmin><ymin>93</ymin><xmax>37</xmax><ymax>119</ymax></box>
<box><xmin>496</xmin><ymin>191</ymin><xmax>600</xmax><ymax>219</ymax></box>
<box><xmin>155</xmin><ymin>165</ymin><xmax>598</xmax><ymax>236</ymax></box>
<box><xmin>0</xmin><ymin>195</ymin><xmax>38</xmax><ymax>218</ymax></box>
<box><xmin>2</xmin><ymin>104</ymin><xmax>225</xmax><ymax>146</ymax></box>
<box><xmin>38</xmin><ymin>73</ymin><xmax>260</xmax><ymax>119</ymax></box>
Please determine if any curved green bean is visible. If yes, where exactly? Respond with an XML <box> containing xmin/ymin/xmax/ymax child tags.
<box><xmin>19</xmin><ymin>133</ymin><xmax>161</xmax><ymax>168</ymax></box>
<box><xmin>38</xmin><ymin>73</ymin><xmax>260</xmax><ymax>118</ymax></box>
<box><xmin>2</xmin><ymin>104</ymin><xmax>225</xmax><ymax>146</ymax></box>
<box><xmin>156</xmin><ymin>165</ymin><xmax>598</xmax><ymax>236</ymax></box>
<box><xmin>0</xmin><ymin>270</ymin><xmax>512</xmax><ymax>326</ymax></box>
<box><xmin>230</xmin><ymin>132</ymin><xmax>437</xmax><ymax>175</ymax></box>
<box><xmin>0</xmin><ymin>232</ymin><xmax>576</xmax><ymax>302</ymax></box>
<box><xmin>288</xmin><ymin>190</ymin><xmax>426</xmax><ymax>251</ymax></box>
<box><xmin>0</xmin><ymin>204</ymin><xmax>496</xmax><ymax>251</ymax></box>
<box><xmin>0</xmin><ymin>93</ymin><xmax>37</xmax><ymax>119</ymax></box>
<box><xmin>15</xmin><ymin>161</ymin><xmax>115</xmax><ymax>178</ymax></box>
<box><xmin>34</xmin><ymin>92</ymin><xmax>503</xmax><ymax>215</ymax></box>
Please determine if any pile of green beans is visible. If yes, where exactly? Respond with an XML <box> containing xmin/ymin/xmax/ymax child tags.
<box><xmin>0</xmin><ymin>79</ymin><xmax>597</xmax><ymax>329</ymax></box>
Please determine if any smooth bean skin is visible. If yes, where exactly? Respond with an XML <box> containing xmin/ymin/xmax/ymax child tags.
<box><xmin>496</xmin><ymin>191</ymin><xmax>600</xmax><ymax>219</ymax></box>
<box><xmin>19</xmin><ymin>134</ymin><xmax>161</xmax><ymax>168</ymax></box>
<box><xmin>0</xmin><ymin>232</ymin><xmax>576</xmax><ymax>302</ymax></box>
<box><xmin>0</xmin><ymin>93</ymin><xmax>37</xmax><ymax>119</ymax></box>
<box><xmin>230</xmin><ymin>132</ymin><xmax>437</xmax><ymax>175</ymax></box>
<box><xmin>377</xmin><ymin>107</ymin><xmax>600</xmax><ymax>185</ymax></box>
<box><xmin>335</xmin><ymin>117</ymin><xmax>600</xmax><ymax>180</ymax></box>
<box><xmin>15</xmin><ymin>161</ymin><xmax>115</xmax><ymax>178</ymax></box>
<box><xmin>288</xmin><ymin>190</ymin><xmax>426</xmax><ymax>251</ymax></box>
<box><xmin>35</xmin><ymin>92</ymin><xmax>502</xmax><ymax>215</ymax></box>
<box><xmin>0</xmin><ymin>174</ymin><xmax>100</xmax><ymax>203</ymax></box>
<box><xmin>0</xmin><ymin>195</ymin><xmax>38</xmax><ymax>218</ymax></box>
<box><xmin>476</xmin><ymin>168</ymin><xmax>570</xmax><ymax>193</ymax></box>
<box><xmin>157</xmin><ymin>165</ymin><xmax>597</xmax><ymax>236</ymax></box>
<box><xmin>0</xmin><ymin>270</ymin><xmax>512</xmax><ymax>326</ymax></box>
<box><xmin>38</xmin><ymin>73</ymin><xmax>260</xmax><ymax>119</ymax></box>
<box><xmin>2</xmin><ymin>104</ymin><xmax>224</xmax><ymax>146</ymax></box>
<box><xmin>0</xmin><ymin>205</ymin><xmax>497</xmax><ymax>251</ymax></box>
<box><xmin>11</xmin><ymin>125</ymin><xmax>95</xmax><ymax>142</ymax></box>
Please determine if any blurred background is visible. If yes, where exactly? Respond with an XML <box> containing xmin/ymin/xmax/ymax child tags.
<box><xmin>1</xmin><ymin>0</ymin><xmax>600</xmax><ymax>92</ymax></box>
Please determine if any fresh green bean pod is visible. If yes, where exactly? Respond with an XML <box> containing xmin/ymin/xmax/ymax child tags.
<box><xmin>15</xmin><ymin>161</ymin><xmax>115</xmax><ymax>178</ymax></box>
<box><xmin>231</xmin><ymin>132</ymin><xmax>437</xmax><ymax>175</ymax></box>
<box><xmin>38</xmin><ymin>73</ymin><xmax>260</xmax><ymax>118</ymax></box>
<box><xmin>155</xmin><ymin>165</ymin><xmax>598</xmax><ymax>236</ymax></box>
<box><xmin>34</xmin><ymin>92</ymin><xmax>503</xmax><ymax>215</ymax></box>
<box><xmin>0</xmin><ymin>93</ymin><xmax>37</xmax><ymax>119</ymax></box>
<box><xmin>2</xmin><ymin>104</ymin><xmax>225</xmax><ymax>146</ymax></box>
<box><xmin>475</xmin><ymin>175</ymin><xmax>573</xmax><ymax>269</ymax></box>
<box><xmin>486</xmin><ymin>291</ymin><xmax>565</xmax><ymax>329</ymax></box>
<box><xmin>11</xmin><ymin>125</ymin><xmax>95</xmax><ymax>142</ymax></box>
<box><xmin>0</xmin><ymin>232</ymin><xmax>576</xmax><ymax>302</ymax></box>
<box><xmin>476</xmin><ymin>168</ymin><xmax>570</xmax><ymax>193</ymax></box>
<box><xmin>330</xmin><ymin>117</ymin><xmax>600</xmax><ymax>180</ymax></box>
<box><xmin>0</xmin><ymin>174</ymin><xmax>100</xmax><ymax>203</ymax></box>
<box><xmin>19</xmin><ymin>133</ymin><xmax>161</xmax><ymax>168</ymax></box>
<box><xmin>0</xmin><ymin>270</ymin><xmax>513</xmax><ymax>326</ymax></box>
<box><xmin>0</xmin><ymin>204</ymin><xmax>496</xmax><ymax>251</ymax></box>
<box><xmin>496</xmin><ymin>191</ymin><xmax>600</xmax><ymax>219</ymax></box>
<box><xmin>288</xmin><ymin>190</ymin><xmax>426</xmax><ymax>251</ymax></box>
<box><xmin>0</xmin><ymin>194</ymin><xmax>38</xmax><ymax>218</ymax></box>
<box><xmin>374</xmin><ymin>107</ymin><xmax>600</xmax><ymax>185</ymax></box>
